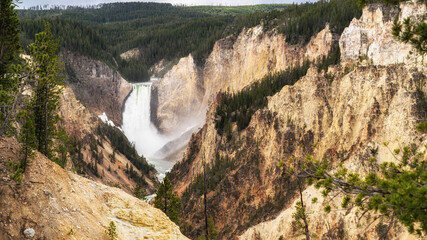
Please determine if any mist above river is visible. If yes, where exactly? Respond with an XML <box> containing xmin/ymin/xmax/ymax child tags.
<box><xmin>121</xmin><ymin>80</ymin><xmax>203</xmax><ymax>180</ymax></box>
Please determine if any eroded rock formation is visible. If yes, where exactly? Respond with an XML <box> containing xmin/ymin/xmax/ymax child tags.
<box><xmin>62</xmin><ymin>52</ymin><xmax>132</xmax><ymax>126</ymax></box>
<box><xmin>152</xmin><ymin>55</ymin><xmax>205</xmax><ymax>133</ymax></box>
<box><xmin>169</xmin><ymin>3</ymin><xmax>426</xmax><ymax>239</ymax></box>
<box><xmin>153</xmin><ymin>24</ymin><xmax>336</xmax><ymax>134</ymax></box>
<box><xmin>0</xmin><ymin>138</ymin><xmax>187</xmax><ymax>240</ymax></box>
<box><xmin>339</xmin><ymin>2</ymin><xmax>426</xmax><ymax>66</ymax></box>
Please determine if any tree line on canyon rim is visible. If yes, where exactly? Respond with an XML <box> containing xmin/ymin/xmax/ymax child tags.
<box><xmin>1</xmin><ymin>0</ymin><xmax>426</xmax><ymax>239</ymax></box>
<box><xmin>17</xmin><ymin>0</ymin><xmax>361</xmax><ymax>82</ymax></box>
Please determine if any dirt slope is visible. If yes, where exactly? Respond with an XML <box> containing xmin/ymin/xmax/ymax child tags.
<box><xmin>0</xmin><ymin>137</ymin><xmax>187</xmax><ymax>240</ymax></box>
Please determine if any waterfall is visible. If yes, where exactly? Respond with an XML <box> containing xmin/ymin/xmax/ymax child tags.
<box><xmin>122</xmin><ymin>81</ymin><xmax>173</xmax><ymax>180</ymax></box>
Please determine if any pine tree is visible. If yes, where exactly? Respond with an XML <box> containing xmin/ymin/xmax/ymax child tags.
<box><xmin>207</xmin><ymin>217</ymin><xmax>219</xmax><ymax>240</ymax></box>
<box><xmin>291</xmin><ymin>179</ymin><xmax>311</xmax><ymax>240</ymax></box>
<box><xmin>0</xmin><ymin>0</ymin><xmax>23</xmax><ymax>136</ymax></box>
<box><xmin>392</xmin><ymin>17</ymin><xmax>427</xmax><ymax>55</ymax></box>
<box><xmin>28</xmin><ymin>22</ymin><xmax>64</xmax><ymax>158</ymax></box>
<box><xmin>17</xmin><ymin>109</ymin><xmax>37</xmax><ymax>171</ymax></box>
<box><xmin>133</xmin><ymin>183</ymin><xmax>147</xmax><ymax>200</ymax></box>
<box><xmin>297</xmin><ymin>143</ymin><xmax>427</xmax><ymax>236</ymax></box>
<box><xmin>105</xmin><ymin>221</ymin><xmax>118</xmax><ymax>240</ymax></box>
<box><xmin>0</xmin><ymin>0</ymin><xmax>20</xmax><ymax>75</ymax></box>
<box><xmin>154</xmin><ymin>176</ymin><xmax>181</xmax><ymax>224</ymax></box>
<box><xmin>279</xmin><ymin>158</ymin><xmax>312</xmax><ymax>240</ymax></box>
<box><xmin>53</xmin><ymin>127</ymin><xmax>73</xmax><ymax>168</ymax></box>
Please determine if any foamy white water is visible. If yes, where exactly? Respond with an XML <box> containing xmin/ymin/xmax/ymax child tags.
<box><xmin>122</xmin><ymin>81</ymin><xmax>174</xmax><ymax>180</ymax></box>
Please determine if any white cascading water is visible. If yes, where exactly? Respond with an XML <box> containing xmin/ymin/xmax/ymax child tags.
<box><xmin>122</xmin><ymin>81</ymin><xmax>173</xmax><ymax>180</ymax></box>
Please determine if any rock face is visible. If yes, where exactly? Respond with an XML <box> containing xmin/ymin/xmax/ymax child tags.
<box><xmin>62</xmin><ymin>52</ymin><xmax>132</xmax><ymax>126</ymax></box>
<box><xmin>171</xmin><ymin>65</ymin><xmax>426</xmax><ymax>239</ymax></box>
<box><xmin>169</xmin><ymin>3</ymin><xmax>426</xmax><ymax>239</ymax></box>
<box><xmin>120</xmin><ymin>48</ymin><xmax>140</xmax><ymax>60</ymax></box>
<box><xmin>203</xmin><ymin>25</ymin><xmax>336</xmax><ymax>105</ymax></box>
<box><xmin>152</xmin><ymin>55</ymin><xmax>205</xmax><ymax>133</ymax></box>
<box><xmin>305</xmin><ymin>24</ymin><xmax>337</xmax><ymax>61</ymax></box>
<box><xmin>153</xmin><ymin>25</ymin><xmax>336</xmax><ymax>133</ymax></box>
<box><xmin>202</xmin><ymin>26</ymin><xmax>291</xmax><ymax>106</ymax></box>
<box><xmin>0</xmin><ymin>137</ymin><xmax>187</xmax><ymax>240</ymax></box>
<box><xmin>240</xmin><ymin>66</ymin><xmax>427</xmax><ymax>239</ymax></box>
<box><xmin>59</xmin><ymin>86</ymin><xmax>158</xmax><ymax>194</ymax></box>
<box><xmin>59</xmin><ymin>86</ymin><xmax>96</xmax><ymax>140</ymax></box>
<box><xmin>239</xmin><ymin>185</ymin><xmax>416</xmax><ymax>240</ymax></box>
<box><xmin>339</xmin><ymin>2</ymin><xmax>426</xmax><ymax>66</ymax></box>
<box><xmin>238</xmin><ymin>66</ymin><xmax>425</xmax><ymax>240</ymax></box>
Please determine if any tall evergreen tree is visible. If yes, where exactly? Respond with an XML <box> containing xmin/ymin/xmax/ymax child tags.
<box><xmin>0</xmin><ymin>0</ymin><xmax>22</xmax><ymax>136</ymax></box>
<box><xmin>0</xmin><ymin>0</ymin><xmax>20</xmax><ymax>74</ymax></box>
<box><xmin>28</xmin><ymin>22</ymin><xmax>64</xmax><ymax>158</ymax></box>
<box><xmin>154</xmin><ymin>176</ymin><xmax>181</xmax><ymax>224</ymax></box>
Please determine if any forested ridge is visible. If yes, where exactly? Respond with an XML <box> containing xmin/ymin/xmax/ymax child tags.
<box><xmin>18</xmin><ymin>3</ymin><xmax>287</xmax><ymax>81</ymax></box>
<box><xmin>18</xmin><ymin>0</ymin><xmax>361</xmax><ymax>82</ymax></box>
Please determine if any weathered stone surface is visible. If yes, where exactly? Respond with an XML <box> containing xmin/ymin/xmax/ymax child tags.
<box><xmin>0</xmin><ymin>138</ymin><xmax>187</xmax><ymax>240</ymax></box>
<box><xmin>202</xmin><ymin>25</ymin><xmax>335</xmax><ymax>108</ymax></box>
<box><xmin>59</xmin><ymin>86</ymin><xmax>96</xmax><ymax>139</ymax></box>
<box><xmin>339</xmin><ymin>2</ymin><xmax>426</xmax><ymax>66</ymax></box>
<box><xmin>305</xmin><ymin>24</ymin><xmax>336</xmax><ymax>62</ymax></box>
<box><xmin>120</xmin><ymin>48</ymin><xmax>140</xmax><ymax>60</ymax></box>
<box><xmin>62</xmin><ymin>52</ymin><xmax>132</xmax><ymax>126</ymax></box>
<box><xmin>152</xmin><ymin>55</ymin><xmax>205</xmax><ymax>133</ymax></box>
<box><xmin>153</xmin><ymin>24</ymin><xmax>335</xmax><ymax>134</ymax></box>
<box><xmin>169</xmin><ymin>3</ymin><xmax>426</xmax><ymax>237</ymax></box>
<box><xmin>174</xmin><ymin>64</ymin><xmax>426</xmax><ymax>239</ymax></box>
<box><xmin>23</xmin><ymin>228</ymin><xmax>35</xmax><ymax>239</ymax></box>
<box><xmin>239</xmin><ymin>185</ymin><xmax>416</xmax><ymax>240</ymax></box>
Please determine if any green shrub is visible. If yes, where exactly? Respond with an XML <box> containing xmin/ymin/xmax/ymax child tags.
<box><xmin>7</xmin><ymin>161</ymin><xmax>23</xmax><ymax>183</ymax></box>
<box><xmin>416</xmin><ymin>120</ymin><xmax>427</xmax><ymax>133</ymax></box>
<box><xmin>105</xmin><ymin>221</ymin><xmax>118</xmax><ymax>240</ymax></box>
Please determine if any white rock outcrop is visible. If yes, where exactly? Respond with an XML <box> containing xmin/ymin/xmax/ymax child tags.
<box><xmin>339</xmin><ymin>2</ymin><xmax>426</xmax><ymax>66</ymax></box>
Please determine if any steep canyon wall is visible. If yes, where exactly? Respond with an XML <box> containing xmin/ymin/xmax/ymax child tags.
<box><xmin>169</xmin><ymin>2</ymin><xmax>426</xmax><ymax>239</ymax></box>
<box><xmin>62</xmin><ymin>52</ymin><xmax>132</xmax><ymax>126</ymax></box>
<box><xmin>152</xmin><ymin>24</ymin><xmax>336</xmax><ymax>134</ymax></box>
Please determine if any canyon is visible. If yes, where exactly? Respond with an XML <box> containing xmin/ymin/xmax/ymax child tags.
<box><xmin>51</xmin><ymin>1</ymin><xmax>427</xmax><ymax>238</ymax></box>
<box><xmin>59</xmin><ymin>61</ymin><xmax>159</xmax><ymax>195</ymax></box>
<box><xmin>151</xmin><ymin>22</ymin><xmax>336</xmax><ymax>135</ymax></box>
<box><xmin>164</xmin><ymin>2</ymin><xmax>426</xmax><ymax>239</ymax></box>
<box><xmin>1</xmin><ymin>1</ymin><xmax>425</xmax><ymax>239</ymax></box>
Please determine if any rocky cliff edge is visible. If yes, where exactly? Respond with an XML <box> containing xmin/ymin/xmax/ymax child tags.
<box><xmin>0</xmin><ymin>137</ymin><xmax>187</xmax><ymax>240</ymax></box>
